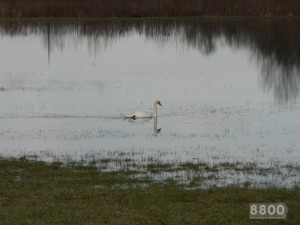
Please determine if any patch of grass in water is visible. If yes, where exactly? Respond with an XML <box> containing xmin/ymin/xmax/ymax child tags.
<box><xmin>219</xmin><ymin>162</ymin><xmax>242</xmax><ymax>169</ymax></box>
<box><xmin>0</xmin><ymin>159</ymin><xmax>299</xmax><ymax>225</ymax></box>
<box><xmin>205</xmin><ymin>165</ymin><xmax>220</xmax><ymax>173</ymax></box>
<box><xmin>147</xmin><ymin>162</ymin><xmax>176</xmax><ymax>173</ymax></box>
<box><xmin>180</xmin><ymin>162</ymin><xmax>204</xmax><ymax>171</ymax></box>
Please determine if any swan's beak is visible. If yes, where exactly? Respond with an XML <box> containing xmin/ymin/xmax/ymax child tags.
<box><xmin>158</xmin><ymin>102</ymin><xmax>162</xmax><ymax>106</ymax></box>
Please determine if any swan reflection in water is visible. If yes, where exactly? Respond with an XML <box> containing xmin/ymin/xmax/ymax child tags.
<box><xmin>126</xmin><ymin>117</ymin><xmax>162</xmax><ymax>135</ymax></box>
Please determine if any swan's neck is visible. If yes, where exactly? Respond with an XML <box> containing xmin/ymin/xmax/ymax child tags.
<box><xmin>153</xmin><ymin>102</ymin><xmax>158</xmax><ymax>118</ymax></box>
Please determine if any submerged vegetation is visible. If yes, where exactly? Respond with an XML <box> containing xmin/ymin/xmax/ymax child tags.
<box><xmin>0</xmin><ymin>159</ymin><xmax>299</xmax><ymax>225</ymax></box>
<box><xmin>3</xmin><ymin>153</ymin><xmax>300</xmax><ymax>189</ymax></box>
<box><xmin>0</xmin><ymin>0</ymin><xmax>300</xmax><ymax>18</ymax></box>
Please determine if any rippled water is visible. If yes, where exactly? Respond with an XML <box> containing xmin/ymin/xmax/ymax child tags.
<box><xmin>0</xmin><ymin>19</ymin><xmax>299</xmax><ymax>187</ymax></box>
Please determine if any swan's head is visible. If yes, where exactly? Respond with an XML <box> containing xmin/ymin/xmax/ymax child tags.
<box><xmin>155</xmin><ymin>100</ymin><xmax>162</xmax><ymax>106</ymax></box>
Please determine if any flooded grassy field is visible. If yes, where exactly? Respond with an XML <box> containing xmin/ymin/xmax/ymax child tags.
<box><xmin>0</xmin><ymin>19</ymin><xmax>300</xmax><ymax>188</ymax></box>
<box><xmin>1</xmin><ymin>159</ymin><xmax>299</xmax><ymax>225</ymax></box>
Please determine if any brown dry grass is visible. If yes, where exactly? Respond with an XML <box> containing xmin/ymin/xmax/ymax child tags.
<box><xmin>0</xmin><ymin>0</ymin><xmax>299</xmax><ymax>18</ymax></box>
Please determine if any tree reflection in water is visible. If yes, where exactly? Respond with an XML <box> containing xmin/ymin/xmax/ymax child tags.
<box><xmin>1</xmin><ymin>19</ymin><xmax>299</xmax><ymax>103</ymax></box>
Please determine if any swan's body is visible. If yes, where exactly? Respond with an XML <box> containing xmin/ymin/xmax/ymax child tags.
<box><xmin>126</xmin><ymin>100</ymin><xmax>162</xmax><ymax>119</ymax></box>
<box><xmin>126</xmin><ymin>111</ymin><xmax>152</xmax><ymax>118</ymax></box>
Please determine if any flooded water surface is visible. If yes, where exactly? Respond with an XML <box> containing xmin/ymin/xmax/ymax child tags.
<box><xmin>0</xmin><ymin>19</ymin><xmax>299</xmax><ymax>188</ymax></box>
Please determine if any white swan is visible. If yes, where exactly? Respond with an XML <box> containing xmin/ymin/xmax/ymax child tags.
<box><xmin>126</xmin><ymin>100</ymin><xmax>162</xmax><ymax>119</ymax></box>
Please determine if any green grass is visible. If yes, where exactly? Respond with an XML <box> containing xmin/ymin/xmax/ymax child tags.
<box><xmin>0</xmin><ymin>159</ymin><xmax>299</xmax><ymax>225</ymax></box>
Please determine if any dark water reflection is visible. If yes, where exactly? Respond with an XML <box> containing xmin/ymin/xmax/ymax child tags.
<box><xmin>1</xmin><ymin>19</ymin><xmax>300</xmax><ymax>102</ymax></box>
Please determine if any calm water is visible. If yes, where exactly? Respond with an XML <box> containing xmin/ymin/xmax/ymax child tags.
<box><xmin>0</xmin><ymin>19</ymin><xmax>299</xmax><ymax>187</ymax></box>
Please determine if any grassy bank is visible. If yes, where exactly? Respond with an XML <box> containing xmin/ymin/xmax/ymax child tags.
<box><xmin>0</xmin><ymin>159</ymin><xmax>299</xmax><ymax>225</ymax></box>
<box><xmin>0</xmin><ymin>0</ymin><xmax>300</xmax><ymax>18</ymax></box>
